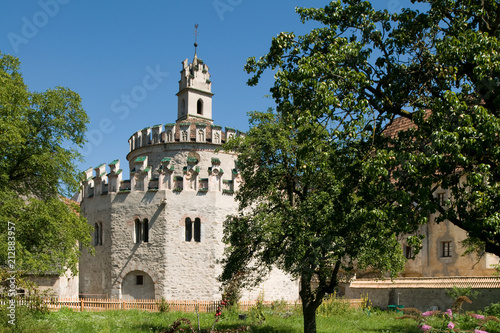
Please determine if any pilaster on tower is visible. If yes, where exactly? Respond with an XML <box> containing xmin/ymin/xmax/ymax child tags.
<box><xmin>176</xmin><ymin>50</ymin><xmax>213</xmax><ymax>122</ymax></box>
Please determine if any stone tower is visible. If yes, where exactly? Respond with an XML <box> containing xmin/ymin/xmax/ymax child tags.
<box><xmin>78</xmin><ymin>49</ymin><xmax>299</xmax><ymax>301</ymax></box>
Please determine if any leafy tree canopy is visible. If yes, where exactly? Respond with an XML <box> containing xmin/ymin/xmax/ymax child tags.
<box><xmin>244</xmin><ymin>0</ymin><xmax>500</xmax><ymax>256</ymax></box>
<box><xmin>222</xmin><ymin>0</ymin><xmax>500</xmax><ymax>332</ymax></box>
<box><xmin>0</xmin><ymin>52</ymin><xmax>92</xmax><ymax>277</ymax></box>
<box><xmin>222</xmin><ymin>109</ymin><xmax>408</xmax><ymax>333</ymax></box>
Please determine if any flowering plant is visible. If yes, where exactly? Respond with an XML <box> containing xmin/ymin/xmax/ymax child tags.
<box><xmin>400</xmin><ymin>306</ymin><xmax>497</xmax><ymax>333</ymax></box>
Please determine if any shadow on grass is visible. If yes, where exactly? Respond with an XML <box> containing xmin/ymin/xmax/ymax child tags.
<box><xmin>131</xmin><ymin>320</ymin><xmax>298</xmax><ymax>333</ymax></box>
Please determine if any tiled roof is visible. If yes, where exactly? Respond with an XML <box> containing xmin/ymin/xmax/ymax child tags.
<box><xmin>383</xmin><ymin>116</ymin><xmax>417</xmax><ymax>138</ymax></box>
<box><xmin>349</xmin><ymin>277</ymin><xmax>500</xmax><ymax>289</ymax></box>
<box><xmin>383</xmin><ymin>110</ymin><xmax>431</xmax><ymax>138</ymax></box>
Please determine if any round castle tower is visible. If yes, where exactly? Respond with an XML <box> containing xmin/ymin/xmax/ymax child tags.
<box><xmin>78</xmin><ymin>51</ymin><xmax>299</xmax><ymax>301</ymax></box>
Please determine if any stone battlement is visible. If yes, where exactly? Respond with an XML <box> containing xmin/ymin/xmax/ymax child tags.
<box><xmin>81</xmin><ymin>153</ymin><xmax>241</xmax><ymax>199</ymax></box>
<box><xmin>127</xmin><ymin>119</ymin><xmax>244</xmax><ymax>154</ymax></box>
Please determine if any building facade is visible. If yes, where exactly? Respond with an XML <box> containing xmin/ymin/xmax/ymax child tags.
<box><xmin>78</xmin><ymin>52</ymin><xmax>299</xmax><ymax>301</ymax></box>
<box><xmin>344</xmin><ymin>116</ymin><xmax>500</xmax><ymax>311</ymax></box>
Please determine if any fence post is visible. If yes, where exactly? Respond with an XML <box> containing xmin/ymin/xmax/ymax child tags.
<box><xmin>80</xmin><ymin>299</ymin><xmax>84</xmax><ymax>312</ymax></box>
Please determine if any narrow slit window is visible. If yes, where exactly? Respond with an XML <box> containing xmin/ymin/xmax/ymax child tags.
<box><xmin>136</xmin><ymin>275</ymin><xmax>143</xmax><ymax>285</ymax></box>
<box><xmin>185</xmin><ymin>218</ymin><xmax>192</xmax><ymax>242</ymax></box>
<box><xmin>143</xmin><ymin>218</ymin><xmax>149</xmax><ymax>243</ymax></box>
<box><xmin>194</xmin><ymin>218</ymin><xmax>201</xmax><ymax>242</ymax></box>
<box><xmin>197</xmin><ymin>99</ymin><xmax>203</xmax><ymax>115</ymax></box>
<box><xmin>94</xmin><ymin>222</ymin><xmax>102</xmax><ymax>246</ymax></box>
<box><xmin>135</xmin><ymin>219</ymin><xmax>142</xmax><ymax>243</ymax></box>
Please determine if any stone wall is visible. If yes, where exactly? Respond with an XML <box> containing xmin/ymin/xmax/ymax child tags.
<box><xmin>345</xmin><ymin>287</ymin><xmax>500</xmax><ymax>312</ymax></box>
<box><xmin>79</xmin><ymin>146</ymin><xmax>299</xmax><ymax>301</ymax></box>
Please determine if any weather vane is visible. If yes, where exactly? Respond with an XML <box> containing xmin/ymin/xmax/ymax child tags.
<box><xmin>194</xmin><ymin>24</ymin><xmax>199</xmax><ymax>48</ymax></box>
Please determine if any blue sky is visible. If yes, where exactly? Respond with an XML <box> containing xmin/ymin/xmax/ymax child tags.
<box><xmin>0</xmin><ymin>0</ymin><xmax>413</xmax><ymax>178</ymax></box>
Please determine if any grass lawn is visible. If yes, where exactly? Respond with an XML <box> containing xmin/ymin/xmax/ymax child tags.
<box><xmin>0</xmin><ymin>306</ymin><xmax>422</xmax><ymax>333</ymax></box>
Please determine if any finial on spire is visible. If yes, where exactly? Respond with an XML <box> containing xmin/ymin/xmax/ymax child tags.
<box><xmin>193</xmin><ymin>24</ymin><xmax>199</xmax><ymax>52</ymax></box>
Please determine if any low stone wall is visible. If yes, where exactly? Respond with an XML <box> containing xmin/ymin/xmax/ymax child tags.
<box><xmin>345</xmin><ymin>287</ymin><xmax>500</xmax><ymax>312</ymax></box>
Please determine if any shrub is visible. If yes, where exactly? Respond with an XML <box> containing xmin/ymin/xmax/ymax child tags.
<box><xmin>317</xmin><ymin>293</ymin><xmax>350</xmax><ymax>316</ymax></box>
<box><xmin>446</xmin><ymin>286</ymin><xmax>480</xmax><ymax>301</ymax></box>
<box><xmin>157</xmin><ymin>297</ymin><xmax>170</xmax><ymax>313</ymax></box>
<box><xmin>485</xmin><ymin>302</ymin><xmax>500</xmax><ymax>318</ymax></box>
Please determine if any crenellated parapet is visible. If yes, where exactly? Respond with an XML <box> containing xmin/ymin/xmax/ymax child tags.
<box><xmin>80</xmin><ymin>150</ymin><xmax>241</xmax><ymax>200</ymax></box>
<box><xmin>127</xmin><ymin>120</ymin><xmax>245</xmax><ymax>154</ymax></box>
<box><xmin>107</xmin><ymin>159</ymin><xmax>122</xmax><ymax>193</ymax></box>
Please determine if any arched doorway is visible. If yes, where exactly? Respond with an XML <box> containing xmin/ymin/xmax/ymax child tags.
<box><xmin>121</xmin><ymin>270</ymin><xmax>155</xmax><ymax>299</ymax></box>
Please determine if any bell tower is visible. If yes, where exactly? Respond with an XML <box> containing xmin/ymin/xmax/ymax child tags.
<box><xmin>176</xmin><ymin>24</ymin><xmax>213</xmax><ymax>122</ymax></box>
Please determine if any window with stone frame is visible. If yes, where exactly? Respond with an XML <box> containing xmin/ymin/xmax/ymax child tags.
<box><xmin>404</xmin><ymin>245</ymin><xmax>412</xmax><ymax>259</ymax></box>
<box><xmin>185</xmin><ymin>217</ymin><xmax>201</xmax><ymax>242</ymax></box>
<box><xmin>437</xmin><ymin>192</ymin><xmax>445</xmax><ymax>206</ymax></box>
<box><xmin>441</xmin><ymin>241</ymin><xmax>452</xmax><ymax>258</ymax></box>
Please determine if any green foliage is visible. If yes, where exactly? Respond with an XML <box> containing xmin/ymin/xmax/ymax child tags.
<box><xmin>317</xmin><ymin>294</ymin><xmax>351</xmax><ymax>316</ymax></box>
<box><xmin>243</xmin><ymin>0</ymin><xmax>500</xmax><ymax>259</ymax></box>
<box><xmin>0</xmin><ymin>52</ymin><xmax>92</xmax><ymax>278</ymax></box>
<box><xmin>446</xmin><ymin>286</ymin><xmax>480</xmax><ymax>301</ymax></box>
<box><xmin>484</xmin><ymin>302</ymin><xmax>500</xmax><ymax>317</ymax></box>
<box><xmin>157</xmin><ymin>297</ymin><xmax>171</xmax><ymax>313</ymax></box>
<box><xmin>248</xmin><ymin>291</ymin><xmax>266</xmax><ymax>322</ymax></box>
<box><xmin>360</xmin><ymin>293</ymin><xmax>373</xmax><ymax>313</ymax></box>
<box><xmin>224</xmin><ymin>0</ymin><xmax>500</xmax><ymax>331</ymax></box>
<box><xmin>0</xmin><ymin>308</ymin><xmax>423</xmax><ymax>333</ymax></box>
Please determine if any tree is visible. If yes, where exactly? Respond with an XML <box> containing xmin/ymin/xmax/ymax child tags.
<box><xmin>221</xmin><ymin>110</ymin><xmax>411</xmax><ymax>333</ymax></box>
<box><xmin>222</xmin><ymin>0</ymin><xmax>500</xmax><ymax>331</ymax></box>
<box><xmin>0</xmin><ymin>52</ymin><xmax>92</xmax><ymax>279</ymax></box>
<box><xmin>244</xmin><ymin>0</ymin><xmax>500</xmax><ymax>256</ymax></box>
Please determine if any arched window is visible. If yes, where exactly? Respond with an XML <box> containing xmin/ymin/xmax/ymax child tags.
<box><xmin>185</xmin><ymin>218</ymin><xmax>192</xmax><ymax>242</ymax></box>
<box><xmin>135</xmin><ymin>219</ymin><xmax>142</xmax><ymax>243</ymax></box>
<box><xmin>182</xmin><ymin>131</ymin><xmax>188</xmax><ymax>142</ymax></box>
<box><xmin>166</xmin><ymin>130</ymin><xmax>172</xmax><ymax>142</ymax></box>
<box><xmin>181</xmin><ymin>99</ymin><xmax>186</xmax><ymax>115</ymax></box>
<box><xmin>197</xmin><ymin>99</ymin><xmax>203</xmax><ymax>115</ymax></box>
<box><xmin>94</xmin><ymin>222</ymin><xmax>102</xmax><ymax>246</ymax></box>
<box><xmin>198</xmin><ymin>129</ymin><xmax>205</xmax><ymax>142</ymax></box>
<box><xmin>135</xmin><ymin>218</ymin><xmax>149</xmax><ymax>243</ymax></box>
<box><xmin>194</xmin><ymin>218</ymin><xmax>201</xmax><ymax>242</ymax></box>
<box><xmin>143</xmin><ymin>218</ymin><xmax>149</xmax><ymax>243</ymax></box>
